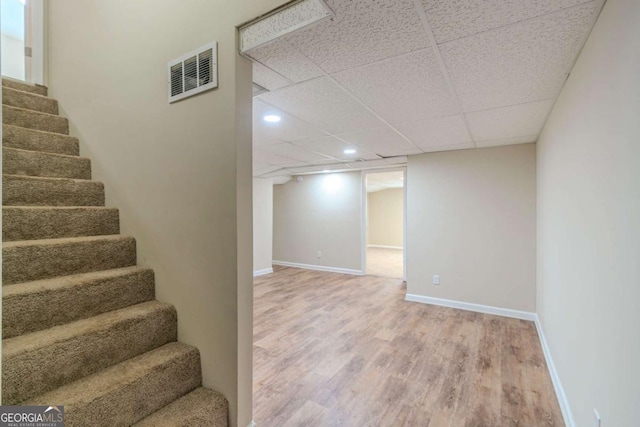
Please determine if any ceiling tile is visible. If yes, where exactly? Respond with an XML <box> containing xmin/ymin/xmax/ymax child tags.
<box><xmin>261</xmin><ymin>142</ymin><xmax>335</xmax><ymax>163</ymax></box>
<box><xmin>333</xmin><ymin>49</ymin><xmax>459</xmax><ymax>126</ymax></box>
<box><xmin>260</xmin><ymin>169</ymin><xmax>293</xmax><ymax>178</ymax></box>
<box><xmin>286</xmin><ymin>0</ymin><xmax>430</xmax><ymax>74</ymax></box>
<box><xmin>440</xmin><ymin>3</ymin><xmax>599</xmax><ymax>112</ymax></box>
<box><xmin>254</xmin><ymin>147</ymin><xmax>305</xmax><ymax>166</ymax></box>
<box><xmin>422</xmin><ymin>0</ymin><xmax>594</xmax><ymax>44</ymax></box>
<box><xmin>294</xmin><ymin>136</ymin><xmax>381</xmax><ymax>161</ymax></box>
<box><xmin>248</xmin><ymin>39</ymin><xmax>324</xmax><ymax>83</ymax></box>
<box><xmin>253</xmin><ymin>98</ymin><xmax>328</xmax><ymax>142</ymax></box>
<box><xmin>347</xmin><ymin>159</ymin><xmax>394</xmax><ymax>168</ymax></box>
<box><xmin>287</xmin><ymin>163</ymin><xmax>352</xmax><ymax>174</ymax></box>
<box><xmin>422</xmin><ymin>142</ymin><xmax>475</xmax><ymax>152</ymax></box>
<box><xmin>385</xmin><ymin>156</ymin><xmax>409</xmax><ymax>165</ymax></box>
<box><xmin>259</xmin><ymin>77</ymin><xmax>386</xmax><ymax>134</ymax></box>
<box><xmin>253</xmin><ymin>164</ymin><xmax>282</xmax><ymax>175</ymax></box>
<box><xmin>336</xmin><ymin>127</ymin><xmax>421</xmax><ymax>157</ymax></box>
<box><xmin>253</xmin><ymin>161</ymin><xmax>269</xmax><ymax>172</ymax></box>
<box><xmin>466</xmin><ymin>99</ymin><xmax>554</xmax><ymax>141</ymax></box>
<box><xmin>395</xmin><ymin>114</ymin><xmax>472</xmax><ymax>149</ymax></box>
<box><xmin>252</xmin><ymin>83</ymin><xmax>268</xmax><ymax>96</ymax></box>
<box><xmin>475</xmin><ymin>135</ymin><xmax>538</xmax><ymax>148</ymax></box>
<box><xmin>253</xmin><ymin>132</ymin><xmax>285</xmax><ymax>147</ymax></box>
<box><xmin>252</xmin><ymin>61</ymin><xmax>293</xmax><ymax>91</ymax></box>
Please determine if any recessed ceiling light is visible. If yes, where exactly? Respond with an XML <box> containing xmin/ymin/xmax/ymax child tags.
<box><xmin>263</xmin><ymin>115</ymin><xmax>281</xmax><ymax>123</ymax></box>
<box><xmin>344</xmin><ymin>148</ymin><xmax>357</xmax><ymax>154</ymax></box>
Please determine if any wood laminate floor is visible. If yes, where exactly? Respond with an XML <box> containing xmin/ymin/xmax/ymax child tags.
<box><xmin>253</xmin><ymin>266</ymin><xmax>563</xmax><ymax>427</ymax></box>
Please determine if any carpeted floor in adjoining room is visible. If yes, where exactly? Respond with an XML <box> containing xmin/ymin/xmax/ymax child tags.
<box><xmin>366</xmin><ymin>247</ymin><xmax>403</xmax><ymax>279</ymax></box>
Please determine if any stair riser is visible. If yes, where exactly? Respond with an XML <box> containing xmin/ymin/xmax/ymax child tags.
<box><xmin>2</xmin><ymin>87</ymin><xmax>58</xmax><ymax>114</ymax></box>
<box><xmin>2</xmin><ymin>237</ymin><xmax>136</xmax><ymax>285</ymax></box>
<box><xmin>26</xmin><ymin>345</ymin><xmax>202</xmax><ymax>427</ymax></box>
<box><xmin>2</xmin><ymin>303</ymin><xmax>177</xmax><ymax>404</ymax></box>
<box><xmin>134</xmin><ymin>388</ymin><xmax>228</xmax><ymax>427</ymax></box>
<box><xmin>3</xmin><ymin>148</ymin><xmax>91</xmax><ymax>180</ymax></box>
<box><xmin>3</xmin><ymin>175</ymin><xmax>105</xmax><ymax>207</ymax></box>
<box><xmin>2</xmin><ymin>124</ymin><xmax>79</xmax><ymax>156</ymax></box>
<box><xmin>2</xmin><ymin>79</ymin><xmax>47</xmax><ymax>96</ymax></box>
<box><xmin>3</xmin><ymin>268</ymin><xmax>155</xmax><ymax>338</ymax></box>
<box><xmin>3</xmin><ymin>105</ymin><xmax>69</xmax><ymax>134</ymax></box>
<box><xmin>3</xmin><ymin>207</ymin><xmax>119</xmax><ymax>241</ymax></box>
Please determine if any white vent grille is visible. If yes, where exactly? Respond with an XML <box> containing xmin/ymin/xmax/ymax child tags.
<box><xmin>168</xmin><ymin>41</ymin><xmax>218</xmax><ymax>103</ymax></box>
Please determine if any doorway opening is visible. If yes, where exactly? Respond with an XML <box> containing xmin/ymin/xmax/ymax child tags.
<box><xmin>1</xmin><ymin>0</ymin><xmax>44</xmax><ymax>84</ymax></box>
<box><xmin>363</xmin><ymin>169</ymin><xmax>406</xmax><ymax>279</ymax></box>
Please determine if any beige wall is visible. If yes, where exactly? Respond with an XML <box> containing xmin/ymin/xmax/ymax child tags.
<box><xmin>273</xmin><ymin>172</ymin><xmax>363</xmax><ymax>273</ymax></box>
<box><xmin>407</xmin><ymin>144</ymin><xmax>536</xmax><ymax>312</ymax></box>
<box><xmin>253</xmin><ymin>178</ymin><xmax>273</xmax><ymax>274</ymax></box>
<box><xmin>367</xmin><ymin>188</ymin><xmax>403</xmax><ymax>248</ymax></box>
<box><xmin>536</xmin><ymin>0</ymin><xmax>640</xmax><ymax>425</ymax></box>
<box><xmin>46</xmin><ymin>1</ymin><xmax>287</xmax><ymax>426</ymax></box>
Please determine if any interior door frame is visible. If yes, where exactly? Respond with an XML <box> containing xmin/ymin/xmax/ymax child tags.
<box><xmin>360</xmin><ymin>167</ymin><xmax>407</xmax><ymax>281</ymax></box>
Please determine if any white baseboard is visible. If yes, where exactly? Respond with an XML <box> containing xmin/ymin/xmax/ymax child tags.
<box><xmin>367</xmin><ymin>244</ymin><xmax>403</xmax><ymax>250</ymax></box>
<box><xmin>534</xmin><ymin>315</ymin><xmax>575</xmax><ymax>427</ymax></box>
<box><xmin>272</xmin><ymin>261</ymin><xmax>364</xmax><ymax>276</ymax></box>
<box><xmin>253</xmin><ymin>268</ymin><xmax>273</xmax><ymax>277</ymax></box>
<box><xmin>404</xmin><ymin>293</ymin><xmax>536</xmax><ymax>321</ymax></box>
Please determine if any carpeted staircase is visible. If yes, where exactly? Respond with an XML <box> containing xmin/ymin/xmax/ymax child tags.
<box><xmin>2</xmin><ymin>77</ymin><xmax>228</xmax><ymax>426</ymax></box>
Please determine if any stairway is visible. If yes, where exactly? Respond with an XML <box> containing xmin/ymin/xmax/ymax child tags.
<box><xmin>1</xmin><ymin>78</ymin><xmax>228</xmax><ymax>427</ymax></box>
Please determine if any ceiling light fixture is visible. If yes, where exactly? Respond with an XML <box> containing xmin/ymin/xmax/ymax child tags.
<box><xmin>263</xmin><ymin>115</ymin><xmax>281</xmax><ymax>123</ymax></box>
<box><xmin>343</xmin><ymin>148</ymin><xmax>356</xmax><ymax>154</ymax></box>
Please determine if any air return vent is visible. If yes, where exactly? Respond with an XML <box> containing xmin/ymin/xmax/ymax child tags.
<box><xmin>168</xmin><ymin>41</ymin><xmax>218</xmax><ymax>103</ymax></box>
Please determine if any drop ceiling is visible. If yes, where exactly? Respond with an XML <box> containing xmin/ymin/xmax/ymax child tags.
<box><xmin>248</xmin><ymin>0</ymin><xmax>603</xmax><ymax>179</ymax></box>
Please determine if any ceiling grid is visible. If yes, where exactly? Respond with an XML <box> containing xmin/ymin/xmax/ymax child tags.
<box><xmin>243</xmin><ymin>0</ymin><xmax>605</xmax><ymax>178</ymax></box>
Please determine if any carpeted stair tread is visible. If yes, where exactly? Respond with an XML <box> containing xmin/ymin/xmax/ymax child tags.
<box><xmin>134</xmin><ymin>387</ymin><xmax>228</xmax><ymax>427</ymax></box>
<box><xmin>23</xmin><ymin>342</ymin><xmax>202</xmax><ymax>427</ymax></box>
<box><xmin>3</xmin><ymin>301</ymin><xmax>177</xmax><ymax>404</ymax></box>
<box><xmin>2</xmin><ymin>206</ymin><xmax>118</xmax><ymax>241</ymax></box>
<box><xmin>2</xmin><ymin>86</ymin><xmax>58</xmax><ymax>114</ymax></box>
<box><xmin>3</xmin><ymin>105</ymin><xmax>69</xmax><ymax>134</ymax></box>
<box><xmin>2</xmin><ymin>78</ymin><xmax>48</xmax><ymax>96</ymax></box>
<box><xmin>2</xmin><ymin>124</ymin><xmax>79</xmax><ymax>156</ymax></box>
<box><xmin>3</xmin><ymin>174</ymin><xmax>105</xmax><ymax>206</ymax></box>
<box><xmin>3</xmin><ymin>147</ymin><xmax>91</xmax><ymax>179</ymax></box>
<box><xmin>2</xmin><ymin>234</ymin><xmax>136</xmax><ymax>285</ymax></box>
<box><xmin>3</xmin><ymin>266</ymin><xmax>155</xmax><ymax>338</ymax></box>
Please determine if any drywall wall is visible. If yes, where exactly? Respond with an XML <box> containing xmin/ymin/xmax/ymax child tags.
<box><xmin>536</xmin><ymin>0</ymin><xmax>640</xmax><ymax>425</ymax></box>
<box><xmin>407</xmin><ymin>144</ymin><xmax>536</xmax><ymax>312</ymax></box>
<box><xmin>46</xmin><ymin>1</ymin><xmax>288</xmax><ymax>426</ymax></box>
<box><xmin>253</xmin><ymin>178</ymin><xmax>273</xmax><ymax>274</ymax></box>
<box><xmin>367</xmin><ymin>188</ymin><xmax>403</xmax><ymax>247</ymax></box>
<box><xmin>273</xmin><ymin>172</ymin><xmax>363</xmax><ymax>273</ymax></box>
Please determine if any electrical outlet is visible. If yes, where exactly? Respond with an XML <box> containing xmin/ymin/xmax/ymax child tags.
<box><xmin>593</xmin><ymin>409</ymin><xmax>601</xmax><ymax>427</ymax></box>
<box><xmin>316</xmin><ymin>251</ymin><xmax>322</xmax><ymax>258</ymax></box>
<box><xmin>433</xmin><ymin>275</ymin><xmax>440</xmax><ymax>285</ymax></box>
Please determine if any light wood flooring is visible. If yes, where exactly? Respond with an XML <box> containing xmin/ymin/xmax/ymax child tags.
<box><xmin>253</xmin><ymin>266</ymin><xmax>563</xmax><ymax>427</ymax></box>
